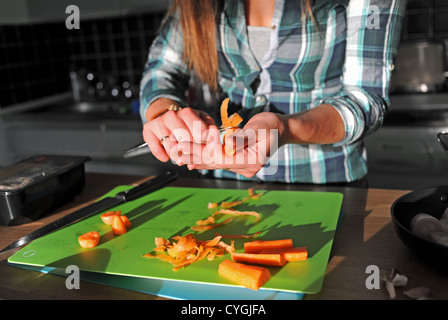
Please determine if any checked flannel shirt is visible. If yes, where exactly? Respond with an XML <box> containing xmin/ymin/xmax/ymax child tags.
<box><xmin>140</xmin><ymin>0</ymin><xmax>406</xmax><ymax>184</ymax></box>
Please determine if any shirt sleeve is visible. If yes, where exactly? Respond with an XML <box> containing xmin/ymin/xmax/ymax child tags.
<box><xmin>319</xmin><ymin>0</ymin><xmax>406</xmax><ymax>146</ymax></box>
<box><xmin>139</xmin><ymin>10</ymin><xmax>190</xmax><ymax>123</ymax></box>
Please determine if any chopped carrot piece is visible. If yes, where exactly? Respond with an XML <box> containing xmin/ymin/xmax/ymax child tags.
<box><xmin>259</xmin><ymin>247</ymin><xmax>308</xmax><ymax>262</ymax></box>
<box><xmin>120</xmin><ymin>215</ymin><xmax>131</xmax><ymax>228</ymax></box>
<box><xmin>112</xmin><ymin>214</ymin><xmax>127</xmax><ymax>235</ymax></box>
<box><xmin>244</xmin><ymin>239</ymin><xmax>293</xmax><ymax>253</ymax></box>
<box><xmin>231</xmin><ymin>252</ymin><xmax>286</xmax><ymax>266</ymax></box>
<box><xmin>218</xmin><ymin>259</ymin><xmax>270</xmax><ymax>291</ymax></box>
<box><xmin>78</xmin><ymin>231</ymin><xmax>100</xmax><ymax>248</ymax></box>
<box><xmin>100</xmin><ymin>210</ymin><xmax>121</xmax><ymax>225</ymax></box>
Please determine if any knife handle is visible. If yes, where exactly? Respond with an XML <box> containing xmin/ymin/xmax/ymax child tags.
<box><xmin>116</xmin><ymin>170</ymin><xmax>178</xmax><ymax>202</ymax></box>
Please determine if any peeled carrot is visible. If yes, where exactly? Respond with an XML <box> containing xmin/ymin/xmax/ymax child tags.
<box><xmin>78</xmin><ymin>231</ymin><xmax>100</xmax><ymax>248</ymax></box>
<box><xmin>218</xmin><ymin>259</ymin><xmax>270</xmax><ymax>291</ymax></box>
<box><xmin>260</xmin><ymin>247</ymin><xmax>308</xmax><ymax>262</ymax></box>
<box><xmin>244</xmin><ymin>239</ymin><xmax>293</xmax><ymax>253</ymax></box>
<box><xmin>112</xmin><ymin>214</ymin><xmax>127</xmax><ymax>235</ymax></box>
<box><xmin>120</xmin><ymin>215</ymin><xmax>131</xmax><ymax>228</ymax></box>
<box><xmin>231</xmin><ymin>252</ymin><xmax>286</xmax><ymax>266</ymax></box>
<box><xmin>100</xmin><ymin>210</ymin><xmax>121</xmax><ymax>225</ymax></box>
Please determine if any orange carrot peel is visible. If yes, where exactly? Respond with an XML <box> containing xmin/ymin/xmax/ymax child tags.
<box><xmin>143</xmin><ymin>233</ymin><xmax>235</xmax><ymax>271</ymax></box>
<box><xmin>220</xmin><ymin>98</ymin><xmax>243</xmax><ymax>157</ymax></box>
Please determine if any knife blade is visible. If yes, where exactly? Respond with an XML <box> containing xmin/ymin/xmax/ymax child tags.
<box><xmin>0</xmin><ymin>170</ymin><xmax>178</xmax><ymax>254</ymax></box>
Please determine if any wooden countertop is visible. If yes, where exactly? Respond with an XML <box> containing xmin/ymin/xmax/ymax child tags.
<box><xmin>1</xmin><ymin>172</ymin><xmax>447</xmax><ymax>300</ymax></box>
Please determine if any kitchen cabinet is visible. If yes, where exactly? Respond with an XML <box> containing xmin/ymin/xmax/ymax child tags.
<box><xmin>0</xmin><ymin>0</ymin><xmax>169</xmax><ymax>24</ymax></box>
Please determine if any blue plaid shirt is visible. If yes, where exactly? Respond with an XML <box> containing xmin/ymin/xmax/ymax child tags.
<box><xmin>140</xmin><ymin>0</ymin><xmax>406</xmax><ymax>184</ymax></box>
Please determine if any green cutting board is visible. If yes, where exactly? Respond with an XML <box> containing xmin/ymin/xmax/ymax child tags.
<box><xmin>8</xmin><ymin>186</ymin><xmax>343</xmax><ymax>295</ymax></box>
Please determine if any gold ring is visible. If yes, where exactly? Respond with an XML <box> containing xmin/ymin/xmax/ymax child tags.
<box><xmin>223</xmin><ymin>168</ymin><xmax>231</xmax><ymax>171</ymax></box>
<box><xmin>168</xmin><ymin>104</ymin><xmax>182</xmax><ymax>112</ymax></box>
<box><xmin>160</xmin><ymin>135</ymin><xmax>170</xmax><ymax>144</ymax></box>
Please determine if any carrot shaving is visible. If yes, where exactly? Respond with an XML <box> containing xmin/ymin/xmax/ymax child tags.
<box><xmin>191</xmin><ymin>218</ymin><xmax>233</xmax><ymax>232</ymax></box>
<box><xmin>143</xmin><ymin>233</ymin><xmax>234</xmax><ymax>271</ymax></box>
<box><xmin>220</xmin><ymin>98</ymin><xmax>243</xmax><ymax>157</ymax></box>
<box><xmin>213</xmin><ymin>209</ymin><xmax>260</xmax><ymax>222</ymax></box>
<box><xmin>215</xmin><ymin>231</ymin><xmax>261</xmax><ymax>239</ymax></box>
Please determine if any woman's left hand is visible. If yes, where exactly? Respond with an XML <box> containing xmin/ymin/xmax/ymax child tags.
<box><xmin>174</xmin><ymin>112</ymin><xmax>287</xmax><ymax>177</ymax></box>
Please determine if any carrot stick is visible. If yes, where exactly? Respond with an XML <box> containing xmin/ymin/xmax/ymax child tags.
<box><xmin>100</xmin><ymin>210</ymin><xmax>121</xmax><ymax>225</ymax></box>
<box><xmin>78</xmin><ymin>231</ymin><xmax>100</xmax><ymax>248</ymax></box>
<box><xmin>218</xmin><ymin>259</ymin><xmax>270</xmax><ymax>291</ymax></box>
<box><xmin>112</xmin><ymin>214</ymin><xmax>127</xmax><ymax>235</ymax></box>
<box><xmin>260</xmin><ymin>247</ymin><xmax>308</xmax><ymax>262</ymax></box>
<box><xmin>231</xmin><ymin>252</ymin><xmax>286</xmax><ymax>266</ymax></box>
<box><xmin>244</xmin><ymin>239</ymin><xmax>293</xmax><ymax>253</ymax></box>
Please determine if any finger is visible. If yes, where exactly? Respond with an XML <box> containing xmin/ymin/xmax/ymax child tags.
<box><xmin>198</xmin><ymin>110</ymin><xmax>216</xmax><ymax>127</ymax></box>
<box><xmin>178</xmin><ymin>108</ymin><xmax>210</xmax><ymax>143</ymax></box>
<box><xmin>163</xmin><ymin>110</ymin><xmax>193</xmax><ymax>143</ymax></box>
<box><xmin>175</xmin><ymin>141</ymin><xmax>217</xmax><ymax>166</ymax></box>
<box><xmin>143</xmin><ymin>128</ymin><xmax>170</xmax><ymax>162</ymax></box>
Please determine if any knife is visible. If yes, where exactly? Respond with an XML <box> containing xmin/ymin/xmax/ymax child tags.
<box><xmin>123</xmin><ymin>126</ymin><xmax>241</xmax><ymax>159</ymax></box>
<box><xmin>0</xmin><ymin>170</ymin><xmax>178</xmax><ymax>254</ymax></box>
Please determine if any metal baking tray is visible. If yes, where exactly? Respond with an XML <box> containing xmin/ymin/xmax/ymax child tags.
<box><xmin>0</xmin><ymin>155</ymin><xmax>90</xmax><ymax>226</ymax></box>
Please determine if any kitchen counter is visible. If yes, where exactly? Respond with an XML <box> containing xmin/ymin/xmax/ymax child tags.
<box><xmin>1</xmin><ymin>172</ymin><xmax>447</xmax><ymax>300</ymax></box>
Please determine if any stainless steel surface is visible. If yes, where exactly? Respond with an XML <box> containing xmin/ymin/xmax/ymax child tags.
<box><xmin>391</xmin><ymin>41</ymin><xmax>445</xmax><ymax>93</ymax></box>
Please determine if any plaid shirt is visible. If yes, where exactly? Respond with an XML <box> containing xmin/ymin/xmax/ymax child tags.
<box><xmin>140</xmin><ymin>0</ymin><xmax>406</xmax><ymax>184</ymax></box>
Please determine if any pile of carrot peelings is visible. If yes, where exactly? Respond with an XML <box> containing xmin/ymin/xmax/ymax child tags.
<box><xmin>143</xmin><ymin>234</ymin><xmax>235</xmax><ymax>271</ymax></box>
<box><xmin>191</xmin><ymin>188</ymin><xmax>263</xmax><ymax>237</ymax></box>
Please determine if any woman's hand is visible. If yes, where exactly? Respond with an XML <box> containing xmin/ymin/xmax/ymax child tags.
<box><xmin>142</xmin><ymin>101</ymin><xmax>216</xmax><ymax>164</ymax></box>
<box><xmin>174</xmin><ymin>112</ymin><xmax>287</xmax><ymax>177</ymax></box>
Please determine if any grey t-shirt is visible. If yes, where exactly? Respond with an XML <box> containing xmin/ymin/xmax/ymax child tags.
<box><xmin>247</xmin><ymin>25</ymin><xmax>271</xmax><ymax>64</ymax></box>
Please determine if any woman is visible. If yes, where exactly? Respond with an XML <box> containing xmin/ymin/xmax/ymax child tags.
<box><xmin>140</xmin><ymin>0</ymin><xmax>406</xmax><ymax>186</ymax></box>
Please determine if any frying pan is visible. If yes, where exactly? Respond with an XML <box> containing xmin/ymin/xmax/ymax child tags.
<box><xmin>390</xmin><ymin>132</ymin><xmax>448</xmax><ymax>269</ymax></box>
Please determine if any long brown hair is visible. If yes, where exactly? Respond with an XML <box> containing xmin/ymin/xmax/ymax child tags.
<box><xmin>167</xmin><ymin>0</ymin><xmax>315</xmax><ymax>93</ymax></box>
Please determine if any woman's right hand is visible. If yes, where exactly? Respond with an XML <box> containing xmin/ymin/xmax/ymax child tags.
<box><xmin>142</xmin><ymin>98</ymin><xmax>216</xmax><ymax>164</ymax></box>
